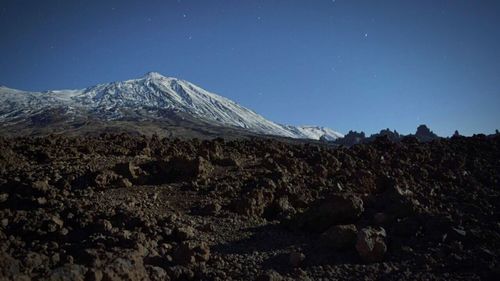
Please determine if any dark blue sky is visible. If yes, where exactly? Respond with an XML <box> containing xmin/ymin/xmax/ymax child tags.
<box><xmin>1</xmin><ymin>0</ymin><xmax>499</xmax><ymax>136</ymax></box>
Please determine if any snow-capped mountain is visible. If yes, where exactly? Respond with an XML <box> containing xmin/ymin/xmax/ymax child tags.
<box><xmin>285</xmin><ymin>125</ymin><xmax>344</xmax><ymax>141</ymax></box>
<box><xmin>0</xmin><ymin>72</ymin><xmax>342</xmax><ymax>139</ymax></box>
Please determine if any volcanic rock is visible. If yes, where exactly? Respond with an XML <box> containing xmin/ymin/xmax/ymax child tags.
<box><xmin>158</xmin><ymin>156</ymin><xmax>213</xmax><ymax>182</ymax></box>
<box><xmin>294</xmin><ymin>193</ymin><xmax>364</xmax><ymax>232</ymax></box>
<box><xmin>0</xmin><ymin>193</ymin><xmax>8</xmax><ymax>203</ymax></box>
<box><xmin>320</xmin><ymin>224</ymin><xmax>358</xmax><ymax>249</ymax></box>
<box><xmin>257</xmin><ymin>270</ymin><xmax>283</xmax><ymax>281</ymax></box>
<box><xmin>47</xmin><ymin>264</ymin><xmax>88</xmax><ymax>281</ymax></box>
<box><xmin>355</xmin><ymin>227</ymin><xmax>387</xmax><ymax>263</ymax></box>
<box><xmin>172</xmin><ymin>241</ymin><xmax>210</xmax><ymax>265</ymax></box>
<box><xmin>0</xmin><ymin>134</ymin><xmax>498</xmax><ymax>280</ymax></box>
<box><xmin>101</xmin><ymin>254</ymin><xmax>149</xmax><ymax>281</ymax></box>
<box><xmin>235</xmin><ymin>188</ymin><xmax>274</xmax><ymax>217</ymax></box>
<box><xmin>289</xmin><ymin>252</ymin><xmax>306</xmax><ymax>267</ymax></box>
<box><xmin>174</xmin><ymin>226</ymin><xmax>195</xmax><ymax>241</ymax></box>
<box><xmin>115</xmin><ymin>161</ymin><xmax>146</xmax><ymax>182</ymax></box>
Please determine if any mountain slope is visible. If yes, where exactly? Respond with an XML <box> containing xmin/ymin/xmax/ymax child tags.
<box><xmin>0</xmin><ymin>72</ymin><xmax>343</xmax><ymax>139</ymax></box>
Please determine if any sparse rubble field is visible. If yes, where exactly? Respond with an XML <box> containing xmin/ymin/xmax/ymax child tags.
<box><xmin>0</xmin><ymin>134</ymin><xmax>499</xmax><ymax>280</ymax></box>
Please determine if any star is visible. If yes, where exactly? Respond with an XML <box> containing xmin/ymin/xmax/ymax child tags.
<box><xmin>364</xmin><ymin>33</ymin><xmax>368</xmax><ymax>37</ymax></box>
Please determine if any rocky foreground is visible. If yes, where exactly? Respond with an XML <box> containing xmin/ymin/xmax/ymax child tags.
<box><xmin>0</xmin><ymin>134</ymin><xmax>499</xmax><ymax>280</ymax></box>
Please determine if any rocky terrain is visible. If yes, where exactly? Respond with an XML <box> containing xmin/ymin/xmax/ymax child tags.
<box><xmin>0</xmin><ymin>133</ymin><xmax>499</xmax><ymax>280</ymax></box>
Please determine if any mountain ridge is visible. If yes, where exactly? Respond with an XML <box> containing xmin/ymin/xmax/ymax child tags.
<box><xmin>0</xmin><ymin>72</ymin><xmax>343</xmax><ymax>139</ymax></box>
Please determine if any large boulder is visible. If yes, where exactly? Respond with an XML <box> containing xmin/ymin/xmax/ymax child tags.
<box><xmin>94</xmin><ymin>170</ymin><xmax>132</xmax><ymax>189</ymax></box>
<box><xmin>101</xmin><ymin>253</ymin><xmax>149</xmax><ymax>281</ymax></box>
<box><xmin>235</xmin><ymin>188</ymin><xmax>274</xmax><ymax>217</ymax></box>
<box><xmin>380</xmin><ymin>180</ymin><xmax>422</xmax><ymax>220</ymax></box>
<box><xmin>355</xmin><ymin>227</ymin><xmax>387</xmax><ymax>263</ymax></box>
<box><xmin>264</xmin><ymin>196</ymin><xmax>296</xmax><ymax>220</ymax></box>
<box><xmin>320</xmin><ymin>224</ymin><xmax>358</xmax><ymax>249</ymax></box>
<box><xmin>114</xmin><ymin>161</ymin><xmax>147</xmax><ymax>184</ymax></box>
<box><xmin>158</xmin><ymin>156</ymin><xmax>213</xmax><ymax>182</ymax></box>
<box><xmin>293</xmin><ymin>194</ymin><xmax>364</xmax><ymax>233</ymax></box>
<box><xmin>47</xmin><ymin>264</ymin><xmax>88</xmax><ymax>281</ymax></box>
<box><xmin>0</xmin><ymin>252</ymin><xmax>22</xmax><ymax>279</ymax></box>
<box><xmin>172</xmin><ymin>241</ymin><xmax>210</xmax><ymax>265</ymax></box>
<box><xmin>173</xmin><ymin>226</ymin><xmax>195</xmax><ymax>241</ymax></box>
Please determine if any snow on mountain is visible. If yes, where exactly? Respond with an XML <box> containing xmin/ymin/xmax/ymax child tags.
<box><xmin>287</xmin><ymin>125</ymin><xmax>344</xmax><ymax>141</ymax></box>
<box><xmin>0</xmin><ymin>86</ymin><xmax>80</xmax><ymax>121</ymax></box>
<box><xmin>0</xmin><ymin>73</ymin><xmax>343</xmax><ymax>140</ymax></box>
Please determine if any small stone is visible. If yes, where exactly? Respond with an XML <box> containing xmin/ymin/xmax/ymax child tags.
<box><xmin>0</xmin><ymin>193</ymin><xmax>8</xmax><ymax>203</ymax></box>
<box><xmin>65</xmin><ymin>255</ymin><xmax>74</xmax><ymax>264</ymax></box>
<box><xmin>32</xmin><ymin>180</ymin><xmax>50</xmax><ymax>192</ymax></box>
<box><xmin>24</xmin><ymin>252</ymin><xmax>46</xmax><ymax>269</ymax></box>
<box><xmin>203</xmin><ymin>202</ymin><xmax>222</xmax><ymax>215</ymax></box>
<box><xmin>37</xmin><ymin>197</ymin><xmax>48</xmax><ymax>205</ymax></box>
<box><xmin>52</xmin><ymin>216</ymin><xmax>64</xmax><ymax>227</ymax></box>
<box><xmin>47</xmin><ymin>216</ymin><xmax>64</xmax><ymax>232</ymax></box>
<box><xmin>159</xmin><ymin>243</ymin><xmax>172</xmax><ymax>256</ymax></box>
<box><xmin>174</xmin><ymin>226</ymin><xmax>194</xmax><ymax>241</ymax></box>
<box><xmin>201</xmin><ymin>223</ymin><xmax>215</xmax><ymax>232</ymax></box>
<box><xmin>452</xmin><ymin>227</ymin><xmax>466</xmax><ymax>237</ymax></box>
<box><xmin>119</xmin><ymin>178</ymin><xmax>133</xmax><ymax>188</ymax></box>
<box><xmin>147</xmin><ymin>266</ymin><xmax>166</xmax><ymax>280</ymax></box>
<box><xmin>97</xmin><ymin>219</ymin><xmax>113</xmax><ymax>233</ymax></box>
<box><xmin>51</xmin><ymin>253</ymin><xmax>60</xmax><ymax>265</ymax></box>
<box><xmin>59</xmin><ymin>228</ymin><xmax>69</xmax><ymax>236</ymax></box>
<box><xmin>120</xmin><ymin>230</ymin><xmax>132</xmax><ymax>240</ymax></box>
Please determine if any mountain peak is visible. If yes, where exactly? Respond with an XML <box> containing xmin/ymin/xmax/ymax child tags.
<box><xmin>143</xmin><ymin>71</ymin><xmax>166</xmax><ymax>80</ymax></box>
<box><xmin>0</xmin><ymin>74</ymin><xmax>343</xmax><ymax>140</ymax></box>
